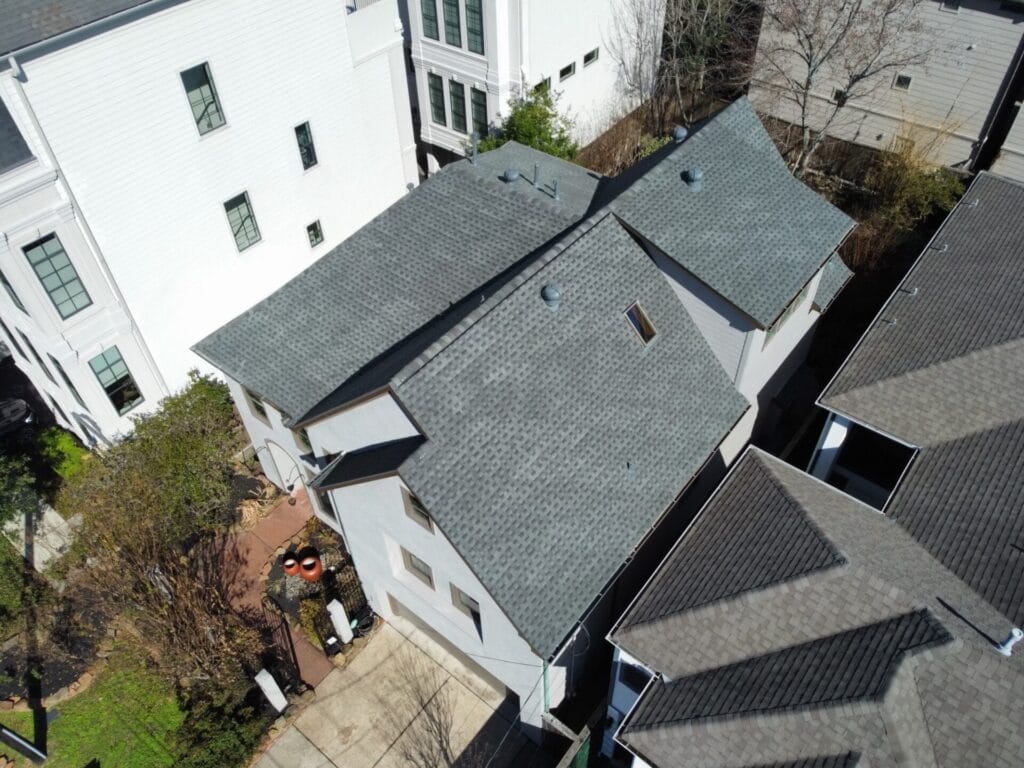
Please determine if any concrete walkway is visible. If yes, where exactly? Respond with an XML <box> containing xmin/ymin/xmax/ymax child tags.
<box><xmin>226</xmin><ymin>489</ymin><xmax>334</xmax><ymax>688</ymax></box>
<box><xmin>255</xmin><ymin>623</ymin><xmax>546</xmax><ymax>768</ymax></box>
<box><xmin>2</xmin><ymin>501</ymin><xmax>77</xmax><ymax>572</ymax></box>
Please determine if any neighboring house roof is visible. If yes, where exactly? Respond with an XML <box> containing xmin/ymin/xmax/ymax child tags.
<box><xmin>605</xmin><ymin>99</ymin><xmax>854</xmax><ymax>328</ymax></box>
<box><xmin>0</xmin><ymin>0</ymin><xmax>153</xmax><ymax>57</ymax></box>
<box><xmin>393</xmin><ymin>214</ymin><xmax>748</xmax><ymax>657</ymax></box>
<box><xmin>819</xmin><ymin>171</ymin><xmax>1024</xmax><ymax>626</ymax></box>
<box><xmin>0</xmin><ymin>97</ymin><xmax>33</xmax><ymax>174</ymax></box>
<box><xmin>812</xmin><ymin>253</ymin><xmax>851</xmax><ymax>312</ymax></box>
<box><xmin>613</xmin><ymin>449</ymin><xmax>1024</xmax><ymax>768</ymax></box>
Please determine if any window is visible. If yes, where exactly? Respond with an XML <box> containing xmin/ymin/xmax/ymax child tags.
<box><xmin>294</xmin><ymin>122</ymin><xmax>318</xmax><ymax>170</ymax></box>
<box><xmin>224</xmin><ymin>192</ymin><xmax>261</xmax><ymax>252</ymax></box>
<box><xmin>180</xmin><ymin>63</ymin><xmax>225</xmax><ymax>135</ymax></box>
<box><xmin>940</xmin><ymin>0</ymin><xmax>960</xmax><ymax>10</ymax></box>
<box><xmin>244</xmin><ymin>387</ymin><xmax>269</xmax><ymax>423</ymax></box>
<box><xmin>534</xmin><ymin>77</ymin><xmax>551</xmax><ymax>94</ymax></box>
<box><xmin>0</xmin><ymin>319</ymin><xmax>25</xmax><ymax>358</ymax></box>
<box><xmin>0</xmin><ymin>269</ymin><xmax>26</xmax><ymax>314</ymax></box>
<box><xmin>466</xmin><ymin>0</ymin><xmax>484</xmax><ymax>54</ymax></box>
<box><xmin>584</xmin><ymin>48</ymin><xmax>599</xmax><ymax>67</ymax></box>
<box><xmin>307</xmin><ymin>220</ymin><xmax>324</xmax><ymax>248</ymax></box>
<box><xmin>831</xmin><ymin>88</ymin><xmax>847</xmax><ymax>106</ymax></box>
<box><xmin>449</xmin><ymin>80</ymin><xmax>467</xmax><ymax>133</ymax></box>
<box><xmin>893</xmin><ymin>74</ymin><xmax>912</xmax><ymax>91</ymax></box>
<box><xmin>403</xmin><ymin>488</ymin><xmax>433</xmax><ymax>531</ymax></box>
<box><xmin>764</xmin><ymin>283</ymin><xmax>811</xmax><ymax>344</ymax></box>
<box><xmin>89</xmin><ymin>346</ymin><xmax>143</xmax><ymax>415</ymax></box>
<box><xmin>49</xmin><ymin>395</ymin><xmax>68</xmax><ymax>425</ymax></box>
<box><xmin>427</xmin><ymin>73</ymin><xmax>446</xmax><ymax>126</ymax></box>
<box><xmin>470</xmin><ymin>88</ymin><xmax>487</xmax><ymax>137</ymax></box>
<box><xmin>619</xmin><ymin>662</ymin><xmax>649</xmax><ymax>694</ymax></box>
<box><xmin>442</xmin><ymin>0</ymin><xmax>461</xmax><ymax>46</ymax></box>
<box><xmin>625</xmin><ymin>303</ymin><xmax>656</xmax><ymax>344</ymax></box>
<box><xmin>24</xmin><ymin>235</ymin><xmax>92</xmax><ymax>319</ymax></box>
<box><xmin>295</xmin><ymin>428</ymin><xmax>312</xmax><ymax>451</ymax></box>
<box><xmin>451</xmin><ymin>584</ymin><xmax>483</xmax><ymax>639</ymax></box>
<box><xmin>49</xmin><ymin>354</ymin><xmax>86</xmax><ymax>409</ymax></box>
<box><xmin>19</xmin><ymin>331</ymin><xmax>55</xmax><ymax>383</ymax></box>
<box><xmin>401</xmin><ymin>547</ymin><xmax>435</xmax><ymax>589</ymax></box>
<box><xmin>560</xmin><ymin>62</ymin><xmax>576</xmax><ymax>81</ymax></box>
<box><xmin>421</xmin><ymin>0</ymin><xmax>439</xmax><ymax>40</ymax></box>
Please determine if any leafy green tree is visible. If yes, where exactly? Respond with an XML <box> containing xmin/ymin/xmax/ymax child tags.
<box><xmin>0</xmin><ymin>455</ymin><xmax>35</xmax><ymax>530</ymax></box>
<box><xmin>478</xmin><ymin>89</ymin><xmax>580</xmax><ymax>160</ymax></box>
<box><xmin>37</xmin><ymin>427</ymin><xmax>90</xmax><ymax>482</ymax></box>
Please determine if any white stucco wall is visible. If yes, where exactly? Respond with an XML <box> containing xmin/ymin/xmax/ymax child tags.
<box><xmin>328</xmin><ymin>473</ymin><xmax>560</xmax><ymax>730</ymax></box>
<box><xmin>10</xmin><ymin>0</ymin><xmax>417</xmax><ymax>397</ymax></box>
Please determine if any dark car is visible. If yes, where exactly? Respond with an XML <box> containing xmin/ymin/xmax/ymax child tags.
<box><xmin>0</xmin><ymin>398</ymin><xmax>34</xmax><ymax>438</ymax></box>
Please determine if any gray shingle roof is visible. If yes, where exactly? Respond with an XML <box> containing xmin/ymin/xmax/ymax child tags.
<box><xmin>194</xmin><ymin>143</ymin><xmax>586</xmax><ymax>421</ymax></box>
<box><xmin>622</xmin><ymin>454</ymin><xmax>845</xmax><ymax>627</ymax></box>
<box><xmin>394</xmin><ymin>215</ymin><xmax>748</xmax><ymax>656</ymax></box>
<box><xmin>820</xmin><ymin>172</ymin><xmax>1024</xmax><ymax>626</ymax></box>
<box><xmin>627</xmin><ymin>610</ymin><xmax>949</xmax><ymax>730</ymax></box>
<box><xmin>0</xmin><ymin>97</ymin><xmax>32</xmax><ymax>174</ymax></box>
<box><xmin>606</xmin><ymin>99</ymin><xmax>854</xmax><ymax>327</ymax></box>
<box><xmin>612</xmin><ymin>449</ymin><xmax>1024</xmax><ymax>768</ymax></box>
<box><xmin>313</xmin><ymin>436</ymin><xmax>424</xmax><ymax>490</ymax></box>
<box><xmin>0</xmin><ymin>0</ymin><xmax>152</xmax><ymax>57</ymax></box>
<box><xmin>812</xmin><ymin>254</ymin><xmax>851</xmax><ymax>312</ymax></box>
<box><xmin>743</xmin><ymin>756</ymin><xmax>860</xmax><ymax>768</ymax></box>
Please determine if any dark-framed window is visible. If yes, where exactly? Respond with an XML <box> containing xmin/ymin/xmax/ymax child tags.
<box><xmin>893</xmin><ymin>73</ymin><xmax>912</xmax><ymax>91</ymax></box>
<box><xmin>619</xmin><ymin>661</ymin><xmax>650</xmax><ymax>694</ymax></box>
<box><xmin>0</xmin><ymin>319</ymin><xmax>26</xmax><ymax>359</ymax></box>
<box><xmin>421</xmin><ymin>0</ymin><xmax>439</xmax><ymax>40</ymax></box>
<box><xmin>625</xmin><ymin>302</ymin><xmax>656</xmax><ymax>344</ymax></box>
<box><xmin>428</xmin><ymin>73</ymin><xmax>446</xmax><ymax>126</ymax></box>
<box><xmin>466</xmin><ymin>0</ymin><xmax>484</xmax><ymax>54</ymax></box>
<box><xmin>534</xmin><ymin>78</ymin><xmax>551</xmax><ymax>94</ymax></box>
<box><xmin>403</xmin><ymin>488</ymin><xmax>433</xmax><ymax>532</ymax></box>
<box><xmin>451</xmin><ymin>584</ymin><xmax>483</xmax><ymax>639</ymax></box>
<box><xmin>224</xmin><ymin>192</ymin><xmax>261</xmax><ymax>252</ymax></box>
<box><xmin>470</xmin><ymin>87</ymin><xmax>487</xmax><ymax>137</ymax></box>
<box><xmin>180</xmin><ymin>62</ymin><xmax>225</xmax><ymax>135</ymax></box>
<box><xmin>24</xmin><ymin>234</ymin><xmax>92</xmax><ymax>319</ymax></box>
<box><xmin>0</xmin><ymin>268</ymin><xmax>27</xmax><ymax>314</ymax></box>
<box><xmin>295</xmin><ymin>122</ymin><xmax>318</xmax><ymax>170</ymax></box>
<box><xmin>307</xmin><ymin>220</ymin><xmax>324</xmax><ymax>248</ymax></box>
<box><xmin>294</xmin><ymin>428</ymin><xmax>312</xmax><ymax>451</ymax></box>
<box><xmin>584</xmin><ymin>48</ymin><xmax>599</xmax><ymax>67</ymax></box>
<box><xmin>401</xmin><ymin>547</ymin><xmax>435</xmax><ymax>589</ymax></box>
<box><xmin>560</xmin><ymin>62</ymin><xmax>576</xmax><ymax>81</ymax></box>
<box><xmin>19</xmin><ymin>330</ymin><xmax>55</xmax><ymax>383</ymax></box>
<box><xmin>442</xmin><ymin>0</ymin><xmax>461</xmax><ymax>46</ymax></box>
<box><xmin>243</xmin><ymin>387</ymin><xmax>269</xmax><ymax>424</ymax></box>
<box><xmin>449</xmin><ymin>80</ymin><xmax>467</xmax><ymax>133</ymax></box>
<box><xmin>49</xmin><ymin>354</ymin><xmax>87</xmax><ymax>409</ymax></box>
<box><xmin>89</xmin><ymin>346</ymin><xmax>143</xmax><ymax>415</ymax></box>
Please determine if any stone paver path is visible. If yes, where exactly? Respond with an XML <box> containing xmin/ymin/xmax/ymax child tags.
<box><xmin>2</xmin><ymin>501</ymin><xmax>78</xmax><ymax>573</ymax></box>
<box><xmin>226</xmin><ymin>489</ymin><xmax>334</xmax><ymax>688</ymax></box>
<box><xmin>255</xmin><ymin>623</ymin><xmax>545</xmax><ymax>768</ymax></box>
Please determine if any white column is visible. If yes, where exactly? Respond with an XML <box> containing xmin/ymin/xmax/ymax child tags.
<box><xmin>808</xmin><ymin>413</ymin><xmax>850</xmax><ymax>480</ymax></box>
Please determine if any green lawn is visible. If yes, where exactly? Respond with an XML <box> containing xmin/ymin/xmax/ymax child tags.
<box><xmin>0</xmin><ymin>640</ymin><xmax>184</xmax><ymax>767</ymax></box>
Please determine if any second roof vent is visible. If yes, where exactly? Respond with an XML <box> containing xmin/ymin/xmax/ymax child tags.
<box><xmin>541</xmin><ymin>283</ymin><xmax>562</xmax><ymax>311</ymax></box>
<box><xmin>683</xmin><ymin>168</ymin><xmax>704</xmax><ymax>192</ymax></box>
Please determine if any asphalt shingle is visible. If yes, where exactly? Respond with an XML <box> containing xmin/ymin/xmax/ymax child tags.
<box><xmin>0</xmin><ymin>0</ymin><xmax>153</xmax><ymax>57</ymax></box>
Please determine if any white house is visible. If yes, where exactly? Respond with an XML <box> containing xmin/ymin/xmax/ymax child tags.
<box><xmin>401</xmin><ymin>0</ymin><xmax>644</xmax><ymax>169</ymax></box>
<box><xmin>195</xmin><ymin>98</ymin><xmax>853</xmax><ymax>739</ymax></box>
<box><xmin>750</xmin><ymin>0</ymin><xmax>1024</xmax><ymax>179</ymax></box>
<box><xmin>0</xmin><ymin>0</ymin><xmax>418</xmax><ymax>444</ymax></box>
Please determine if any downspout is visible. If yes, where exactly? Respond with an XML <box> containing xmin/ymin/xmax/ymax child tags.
<box><xmin>542</xmin><ymin>660</ymin><xmax>550</xmax><ymax>712</ymax></box>
<box><xmin>7</xmin><ymin>55</ymin><xmax>170</xmax><ymax>398</ymax></box>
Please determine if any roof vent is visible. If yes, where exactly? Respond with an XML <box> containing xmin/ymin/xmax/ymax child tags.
<box><xmin>541</xmin><ymin>283</ymin><xmax>562</xmax><ymax>311</ymax></box>
<box><xmin>672</xmin><ymin>125</ymin><xmax>688</xmax><ymax>143</ymax></box>
<box><xmin>503</xmin><ymin>168</ymin><xmax>520</xmax><ymax>183</ymax></box>
<box><xmin>683</xmin><ymin>168</ymin><xmax>704</xmax><ymax>191</ymax></box>
<box><xmin>997</xmin><ymin>627</ymin><xmax>1023</xmax><ymax>657</ymax></box>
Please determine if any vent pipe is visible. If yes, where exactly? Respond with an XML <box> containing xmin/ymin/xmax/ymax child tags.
<box><xmin>533</xmin><ymin>162</ymin><xmax>540</xmax><ymax>187</ymax></box>
<box><xmin>541</xmin><ymin>283</ymin><xmax>562</xmax><ymax>311</ymax></box>
<box><xmin>997</xmin><ymin>627</ymin><xmax>1023</xmax><ymax>656</ymax></box>
<box><xmin>553</xmin><ymin>178</ymin><xmax>560</xmax><ymax>201</ymax></box>
<box><xmin>469</xmin><ymin>131</ymin><xmax>479</xmax><ymax>165</ymax></box>
<box><xmin>672</xmin><ymin>125</ymin><xmax>688</xmax><ymax>143</ymax></box>
<box><xmin>683</xmin><ymin>168</ymin><xmax>704</xmax><ymax>191</ymax></box>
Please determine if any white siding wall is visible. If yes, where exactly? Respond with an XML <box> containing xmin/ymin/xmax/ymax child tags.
<box><xmin>329</xmin><ymin>474</ymin><xmax>559</xmax><ymax>730</ymax></box>
<box><xmin>751</xmin><ymin>0</ymin><xmax>1024</xmax><ymax>173</ymax></box>
<box><xmin>305</xmin><ymin>392</ymin><xmax>421</xmax><ymax>456</ymax></box>
<box><xmin>14</xmin><ymin>0</ymin><xmax>417</xmax><ymax>395</ymax></box>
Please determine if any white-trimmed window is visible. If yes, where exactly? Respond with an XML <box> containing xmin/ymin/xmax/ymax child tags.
<box><xmin>560</xmin><ymin>62</ymin><xmax>576</xmax><ymax>81</ymax></box>
<box><xmin>244</xmin><ymin>387</ymin><xmax>269</xmax><ymax>424</ymax></box>
<box><xmin>181</xmin><ymin>63</ymin><xmax>225</xmax><ymax>135</ymax></box>
<box><xmin>224</xmin><ymin>192</ymin><xmax>261</xmax><ymax>252</ymax></box>
<box><xmin>24</xmin><ymin>234</ymin><xmax>92</xmax><ymax>319</ymax></box>
<box><xmin>401</xmin><ymin>547</ymin><xmax>435</xmax><ymax>589</ymax></box>
<box><xmin>451</xmin><ymin>584</ymin><xmax>483</xmax><ymax>639</ymax></box>
<box><xmin>306</xmin><ymin>220</ymin><xmax>324</xmax><ymax>248</ymax></box>
<box><xmin>893</xmin><ymin>74</ymin><xmax>912</xmax><ymax>91</ymax></box>
<box><xmin>88</xmin><ymin>346</ymin><xmax>143</xmax><ymax>415</ymax></box>
<box><xmin>584</xmin><ymin>48</ymin><xmax>599</xmax><ymax>67</ymax></box>
<box><xmin>625</xmin><ymin>302</ymin><xmax>656</xmax><ymax>344</ymax></box>
<box><xmin>403</xmin><ymin>488</ymin><xmax>433</xmax><ymax>532</ymax></box>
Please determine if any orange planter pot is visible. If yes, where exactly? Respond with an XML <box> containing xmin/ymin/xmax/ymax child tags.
<box><xmin>300</xmin><ymin>555</ymin><xmax>323</xmax><ymax>582</ymax></box>
<box><xmin>282</xmin><ymin>555</ymin><xmax>300</xmax><ymax>577</ymax></box>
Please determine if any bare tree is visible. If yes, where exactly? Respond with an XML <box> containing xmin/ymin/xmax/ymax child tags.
<box><xmin>755</xmin><ymin>0</ymin><xmax>931</xmax><ymax>175</ymax></box>
<box><xmin>606</xmin><ymin>0</ymin><xmax>666</xmax><ymax>120</ymax></box>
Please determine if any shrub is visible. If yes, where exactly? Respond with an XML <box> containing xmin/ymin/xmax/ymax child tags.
<box><xmin>37</xmin><ymin>427</ymin><xmax>89</xmax><ymax>482</ymax></box>
<box><xmin>173</xmin><ymin>678</ymin><xmax>270</xmax><ymax>768</ymax></box>
<box><xmin>299</xmin><ymin>597</ymin><xmax>330</xmax><ymax>649</ymax></box>
<box><xmin>478</xmin><ymin>89</ymin><xmax>579</xmax><ymax>160</ymax></box>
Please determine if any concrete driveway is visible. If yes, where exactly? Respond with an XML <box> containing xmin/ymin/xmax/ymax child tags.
<box><xmin>255</xmin><ymin>622</ymin><xmax>547</xmax><ymax>768</ymax></box>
